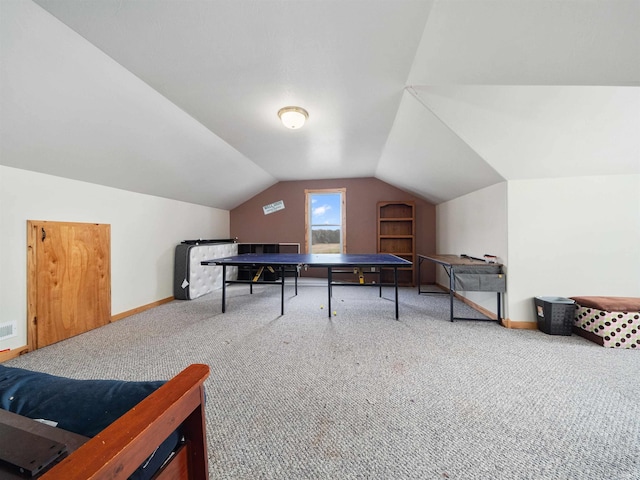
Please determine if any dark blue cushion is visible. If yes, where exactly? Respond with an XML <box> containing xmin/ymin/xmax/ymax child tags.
<box><xmin>0</xmin><ymin>365</ymin><xmax>179</xmax><ymax>480</ymax></box>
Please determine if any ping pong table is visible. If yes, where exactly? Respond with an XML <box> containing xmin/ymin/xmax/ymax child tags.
<box><xmin>201</xmin><ymin>253</ymin><xmax>412</xmax><ymax>319</ymax></box>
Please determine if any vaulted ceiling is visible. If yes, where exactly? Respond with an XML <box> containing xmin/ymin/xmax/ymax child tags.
<box><xmin>1</xmin><ymin>0</ymin><xmax>638</xmax><ymax>209</ymax></box>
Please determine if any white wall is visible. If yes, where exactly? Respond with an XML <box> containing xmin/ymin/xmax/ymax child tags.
<box><xmin>0</xmin><ymin>166</ymin><xmax>229</xmax><ymax>351</ymax></box>
<box><xmin>437</xmin><ymin>175</ymin><xmax>640</xmax><ymax>324</ymax></box>
<box><xmin>436</xmin><ymin>182</ymin><xmax>508</xmax><ymax>316</ymax></box>
<box><xmin>508</xmin><ymin>174</ymin><xmax>640</xmax><ymax>322</ymax></box>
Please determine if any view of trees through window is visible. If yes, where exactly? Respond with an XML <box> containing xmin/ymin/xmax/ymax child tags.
<box><xmin>306</xmin><ymin>189</ymin><xmax>345</xmax><ymax>254</ymax></box>
<box><xmin>311</xmin><ymin>228</ymin><xmax>340</xmax><ymax>247</ymax></box>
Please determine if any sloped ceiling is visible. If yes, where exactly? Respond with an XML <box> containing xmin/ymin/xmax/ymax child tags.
<box><xmin>1</xmin><ymin>0</ymin><xmax>638</xmax><ymax>209</ymax></box>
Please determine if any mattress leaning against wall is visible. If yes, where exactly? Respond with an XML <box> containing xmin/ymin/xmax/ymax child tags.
<box><xmin>174</xmin><ymin>240</ymin><xmax>238</xmax><ymax>300</ymax></box>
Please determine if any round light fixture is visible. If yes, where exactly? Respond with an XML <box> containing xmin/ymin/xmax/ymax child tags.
<box><xmin>278</xmin><ymin>106</ymin><xmax>309</xmax><ymax>129</ymax></box>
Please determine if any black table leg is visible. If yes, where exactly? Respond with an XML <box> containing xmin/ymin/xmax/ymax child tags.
<box><xmin>280</xmin><ymin>265</ymin><xmax>285</xmax><ymax>315</ymax></box>
<box><xmin>221</xmin><ymin>264</ymin><xmax>227</xmax><ymax>313</ymax></box>
<box><xmin>394</xmin><ymin>267</ymin><xmax>399</xmax><ymax>319</ymax></box>
<box><xmin>449</xmin><ymin>266</ymin><xmax>454</xmax><ymax>322</ymax></box>
<box><xmin>327</xmin><ymin>267</ymin><xmax>332</xmax><ymax>318</ymax></box>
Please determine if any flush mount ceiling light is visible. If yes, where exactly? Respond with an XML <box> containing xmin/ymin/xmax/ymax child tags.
<box><xmin>278</xmin><ymin>106</ymin><xmax>309</xmax><ymax>129</ymax></box>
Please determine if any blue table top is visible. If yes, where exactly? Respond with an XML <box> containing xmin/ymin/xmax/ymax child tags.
<box><xmin>202</xmin><ymin>253</ymin><xmax>412</xmax><ymax>267</ymax></box>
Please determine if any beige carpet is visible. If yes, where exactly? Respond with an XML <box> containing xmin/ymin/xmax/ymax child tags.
<box><xmin>7</xmin><ymin>281</ymin><xmax>640</xmax><ymax>479</ymax></box>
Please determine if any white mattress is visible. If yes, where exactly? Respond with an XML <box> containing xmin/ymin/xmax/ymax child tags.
<box><xmin>181</xmin><ymin>243</ymin><xmax>238</xmax><ymax>299</ymax></box>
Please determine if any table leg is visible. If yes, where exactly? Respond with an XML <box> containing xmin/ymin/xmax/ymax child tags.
<box><xmin>394</xmin><ymin>267</ymin><xmax>399</xmax><ymax>320</ymax></box>
<box><xmin>327</xmin><ymin>267</ymin><xmax>332</xmax><ymax>318</ymax></box>
<box><xmin>221</xmin><ymin>264</ymin><xmax>227</xmax><ymax>313</ymax></box>
<box><xmin>449</xmin><ymin>266</ymin><xmax>454</xmax><ymax>322</ymax></box>
<box><xmin>280</xmin><ymin>265</ymin><xmax>285</xmax><ymax>315</ymax></box>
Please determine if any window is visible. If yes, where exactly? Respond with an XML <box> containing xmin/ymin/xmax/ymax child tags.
<box><xmin>305</xmin><ymin>188</ymin><xmax>346</xmax><ymax>254</ymax></box>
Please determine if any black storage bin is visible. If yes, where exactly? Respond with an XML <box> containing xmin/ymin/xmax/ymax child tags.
<box><xmin>534</xmin><ymin>296</ymin><xmax>575</xmax><ymax>336</ymax></box>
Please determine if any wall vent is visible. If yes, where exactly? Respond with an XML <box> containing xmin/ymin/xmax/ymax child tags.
<box><xmin>0</xmin><ymin>321</ymin><xmax>17</xmax><ymax>341</ymax></box>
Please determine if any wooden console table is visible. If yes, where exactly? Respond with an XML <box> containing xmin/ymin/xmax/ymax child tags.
<box><xmin>418</xmin><ymin>254</ymin><xmax>505</xmax><ymax>322</ymax></box>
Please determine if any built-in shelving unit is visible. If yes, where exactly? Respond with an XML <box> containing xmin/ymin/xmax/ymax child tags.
<box><xmin>377</xmin><ymin>201</ymin><xmax>415</xmax><ymax>286</ymax></box>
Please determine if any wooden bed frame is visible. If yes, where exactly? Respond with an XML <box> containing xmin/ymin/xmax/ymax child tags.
<box><xmin>41</xmin><ymin>363</ymin><xmax>210</xmax><ymax>480</ymax></box>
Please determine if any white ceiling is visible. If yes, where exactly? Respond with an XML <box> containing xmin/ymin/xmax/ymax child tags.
<box><xmin>1</xmin><ymin>0</ymin><xmax>638</xmax><ymax>209</ymax></box>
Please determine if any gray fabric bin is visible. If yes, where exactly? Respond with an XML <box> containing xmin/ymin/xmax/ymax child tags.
<box><xmin>454</xmin><ymin>273</ymin><xmax>506</xmax><ymax>292</ymax></box>
<box><xmin>453</xmin><ymin>265</ymin><xmax>502</xmax><ymax>274</ymax></box>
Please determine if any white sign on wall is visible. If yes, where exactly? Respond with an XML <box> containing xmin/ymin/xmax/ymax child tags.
<box><xmin>263</xmin><ymin>200</ymin><xmax>285</xmax><ymax>215</ymax></box>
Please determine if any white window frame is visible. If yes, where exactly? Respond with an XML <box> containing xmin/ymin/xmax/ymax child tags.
<box><xmin>305</xmin><ymin>188</ymin><xmax>346</xmax><ymax>254</ymax></box>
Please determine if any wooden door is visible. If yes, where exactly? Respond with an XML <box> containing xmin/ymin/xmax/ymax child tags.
<box><xmin>27</xmin><ymin>221</ymin><xmax>111</xmax><ymax>349</ymax></box>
